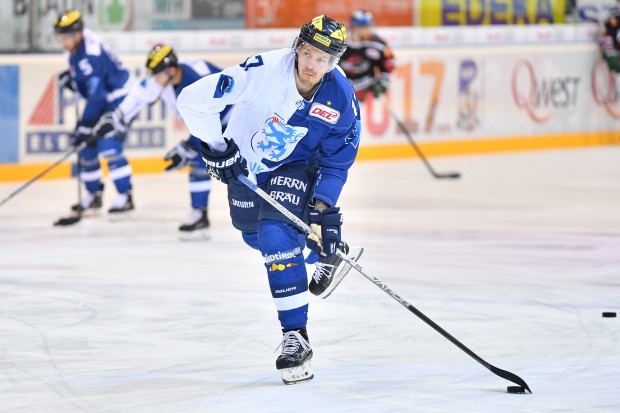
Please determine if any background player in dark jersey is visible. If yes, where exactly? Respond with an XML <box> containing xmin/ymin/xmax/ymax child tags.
<box><xmin>601</xmin><ymin>4</ymin><xmax>620</xmax><ymax>73</ymax></box>
<box><xmin>338</xmin><ymin>10</ymin><xmax>395</xmax><ymax>102</ymax></box>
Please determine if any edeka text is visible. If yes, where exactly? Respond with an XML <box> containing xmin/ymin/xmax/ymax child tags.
<box><xmin>440</xmin><ymin>0</ymin><xmax>558</xmax><ymax>26</ymax></box>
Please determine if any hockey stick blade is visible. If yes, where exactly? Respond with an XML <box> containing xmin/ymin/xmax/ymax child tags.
<box><xmin>434</xmin><ymin>171</ymin><xmax>461</xmax><ymax>179</ymax></box>
<box><xmin>389</xmin><ymin>109</ymin><xmax>462</xmax><ymax>180</ymax></box>
<box><xmin>54</xmin><ymin>213</ymin><xmax>82</xmax><ymax>226</ymax></box>
<box><xmin>489</xmin><ymin>365</ymin><xmax>532</xmax><ymax>394</ymax></box>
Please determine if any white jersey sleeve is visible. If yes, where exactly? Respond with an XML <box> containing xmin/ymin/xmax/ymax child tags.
<box><xmin>177</xmin><ymin>59</ymin><xmax>259</xmax><ymax>151</ymax></box>
<box><xmin>118</xmin><ymin>77</ymin><xmax>169</xmax><ymax>121</ymax></box>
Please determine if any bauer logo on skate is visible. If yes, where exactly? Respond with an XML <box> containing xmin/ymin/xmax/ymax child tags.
<box><xmin>309</xmin><ymin>102</ymin><xmax>340</xmax><ymax>124</ymax></box>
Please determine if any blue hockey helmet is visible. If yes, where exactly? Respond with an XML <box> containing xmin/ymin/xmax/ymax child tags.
<box><xmin>350</xmin><ymin>10</ymin><xmax>374</xmax><ymax>28</ymax></box>
<box><xmin>146</xmin><ymin>44</ymin><xmax>179</xmax><ymax>75</ymax></box>
<box><xmin>53</xmin><ymin>10</ymin><xmax>84</xmax><ymax>34</ymax></box>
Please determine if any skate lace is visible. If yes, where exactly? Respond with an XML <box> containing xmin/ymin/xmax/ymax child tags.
<box><xmin>184</xmin><ymin>209</ymin><xmax>203</xmax><ymax>225</ymax></box>
<box><xmin>275</xmin><ymin>331</ymin><xmax>310</xmax><ymax>356</ymax></box>
<box><xmin>312</xmin><ymin>261</ymin><xmax>336</xmax><ymax>283</ymax></box>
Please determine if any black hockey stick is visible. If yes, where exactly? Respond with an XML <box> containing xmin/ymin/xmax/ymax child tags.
<box><xmin>237</xmin><ymin>174</ymin><xmax>530</xmax><ymax>393</ymax></box>
<box><xmin>55</xmin><ymin>90</ymin><xmax>86</xmax><ymax>226</ymax></box>
<box><xmin>389</xmin><ymin>108</ymin><xmax>461</xmax><ymax>179</ymax></box>
<box><xmin>0</xmin><ymin>141</ymin><xmax>87</xmax><ymax>209</ymax></box>
<box><xmin>53</xmin><ymin>155</ymin><xmax>83</xmax><ymax>226</ymax></box>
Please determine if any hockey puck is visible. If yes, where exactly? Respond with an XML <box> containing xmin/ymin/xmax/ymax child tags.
<box><xmin>507</xmin><ymin>386</ymin><xmax>525</xmax><ymax>394</ymax></box>
<box><xmin>602</xmin><ymin>312</ymin><xmax>616</xmax><ymax>318</ymax></box>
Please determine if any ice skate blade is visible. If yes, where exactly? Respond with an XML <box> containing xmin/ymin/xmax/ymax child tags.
<box><xmin>80</xmin><ymin>209</ymin><xmax>102</xmax><ymax>217</ymax></box>
<box><xmin>279</xmin><ymin>361</ymin><xmax>314</xmax><ymax>385</ymax></box>
<box><xmin>179</xmin><ymin>228</ymin><xmax>211</xmax><ymax>241</ymax></box>
<box><xmin>320</xmin><ymin>246</ymin><xmax>364</xmax><ymax>299</ymax></box>
<box><xmin>108</xmin><ymin>210</ymin><xmax>135</xmax><ymax>222</ymax></box>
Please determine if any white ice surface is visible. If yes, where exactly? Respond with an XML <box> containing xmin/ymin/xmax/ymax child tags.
<box><xmin>1</xmin><ymin>147</ymin><xmax>619</xmax><ymax>413</ymax></box>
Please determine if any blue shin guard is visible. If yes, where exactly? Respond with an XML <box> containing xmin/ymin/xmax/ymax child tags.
<box><xmin>259</xmin><ymin>220</ymin><xmax>308</xmax><ymax>330</ymax></box>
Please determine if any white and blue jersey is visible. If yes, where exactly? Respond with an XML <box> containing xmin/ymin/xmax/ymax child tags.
<box><xmin>117</xmin><ymin>59</ymin><xmax>233</xmax><ymax>211</ymax></box>
<box><xmin>118</xmin><ymin>59</ymin><xmax>233</xmax><ymax>150</ymax></box>
<box><xmin>177</xmin><ymin>47</ymin><xmax>361</xmax><ymax>332</ymax></box>
<box><xmin>178</xmin><ymin>48</ymin><xmax>361</xmax><ymax>207</ymax></box>
<box><xmin>65</xmin><ymin>29</ymin><xmax>132</xmax><ymax>129</ymax></box>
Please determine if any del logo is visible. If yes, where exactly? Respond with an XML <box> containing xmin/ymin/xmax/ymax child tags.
<box><xmin>309</xmin><ymin>102</ymin><xmax>340</xmax><ymax>124</ymax></box>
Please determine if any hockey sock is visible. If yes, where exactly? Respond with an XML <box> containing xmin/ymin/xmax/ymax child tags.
<box><xmin>108</xmin><ymin>155</ymin><xmax>133</xmax><ymax>194</ymax></box>
<box><xmin>79</xmin><ymin>158</ymin><xmax>103</xmax><ymax>194</ymax></box>
<box><xmin>189</xmin><ymin>168</ymin><xmax>211</xmax><ymax>209</ymax></box>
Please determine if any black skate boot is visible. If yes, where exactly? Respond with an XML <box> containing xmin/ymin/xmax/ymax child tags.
<box><xmin>179</xmin><ymin>208</ymin><xmax>210</xmax><ymax>240</ymax></box>
<box><xmin>276</xmin><ymin>328</ymin><xmax>313</xmax><ymax>385</ymax></box>
<box><xmin>309</xmin><ymin>242</ymin><xmax>364</xmax><ymax>299</ymax></box>
<box><xmin>71</xmin><ymin>183</ymin><xmax>104</xmax><ymax>214</ymax></box>
<box><xmin>108</xmin><ymin>191</ymin><xmax>134</xmax><ymax>216</ymax></box>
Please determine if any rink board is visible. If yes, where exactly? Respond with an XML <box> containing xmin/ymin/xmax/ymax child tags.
<box><xmin>1</xmin><ymin>40</ymin><xmax>620</xmax><ymax>182</ymax></box>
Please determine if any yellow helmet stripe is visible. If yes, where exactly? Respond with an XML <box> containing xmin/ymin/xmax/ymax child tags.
<box><xmin>311</xmin><ymin>15</ymin><xmax>324</xmax><ymax>31</ymax></box>
<box><xmin>58</xmin><ymin>10</ymin><xmax>82</xmax><ymax>28</ymax></box>
<box><xmin>330</xmin><ymin>26</ymin><xmax>347</xmax><ymax>42</ymax></box>
<box><xmin>148</xmin><ymin>45</ymin><xmax>173</xmax><ymax>70</ymax></box>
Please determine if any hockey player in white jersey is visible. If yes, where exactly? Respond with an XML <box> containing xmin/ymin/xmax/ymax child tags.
<box><xmin>53</xmin><ymin>10</ymin><xmax>135</xmax><ymax>217</ymax></box>
<box><xmin>177</xmin><ymin>15</ymin><xmax>362</xmax><ymax>384</ymax></box>
<box><xmin>93</xmin><ymin>44</ymin><xmax>232</xmax><ymax>239</ymax></box>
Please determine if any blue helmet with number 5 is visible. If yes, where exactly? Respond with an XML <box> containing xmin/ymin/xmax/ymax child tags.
<box><xmin>350</xmin><ymin>10</ymin><xmax>374</xmax><ymax>27</ymax></box>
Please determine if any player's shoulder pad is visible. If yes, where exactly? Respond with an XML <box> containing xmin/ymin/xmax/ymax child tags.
<box><xmin>82</xmin><ymin>29</ymin><xmax>102</xmax><ymax>57</ymax></box>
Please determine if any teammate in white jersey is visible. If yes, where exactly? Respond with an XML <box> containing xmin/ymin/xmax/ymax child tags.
<box><xmin>93</xmin><ymin>44</ymin><xmax>233</xmax><ymax>239</ymax></box>
<box><xmin>177</xmin><ymin>15</ymin><xmax>362</xmax><ymax>384</ymax></box>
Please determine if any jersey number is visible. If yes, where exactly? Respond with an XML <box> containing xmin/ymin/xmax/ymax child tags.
<box><xmin>240</xmin><ymin>55</ymin><xmax>264</xmax><ymax>71</ymax></box>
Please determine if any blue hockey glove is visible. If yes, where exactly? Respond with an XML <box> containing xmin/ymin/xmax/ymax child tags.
<box><xmin>58</xmin><ymin>70</ymin><xmax>74</xmax><ymax>92</ymax></box>
<box><xmin>306</xmin><ymin>207</ymin><xmax>343</xmax><ymax>257</ymax></box>
<box><xmin>70</xmin><ymin>124</ymin><xmax>97</xmax><ymax>147</ymax></box>
<box><xmin>93</xmin><ymin>108</ymin><xmax>128</xmax><ymax>138</ymax></box>
<box><xmin>164</xmin><ymin>140</ymin><xmax>199</xmax><ymax>172</ymax></box>
<box><xmin>200</xmin><ymin>139</ymin><xmax>248</xmax><ymax>184</ymax></box>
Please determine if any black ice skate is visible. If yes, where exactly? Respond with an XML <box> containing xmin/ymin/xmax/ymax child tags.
<box><xmin>179</xmin><ymin>208</ymin><xmax>210</xmax><ymax>241</ymax></box>
<box><xmin>71</xmin><ymin>183</ymin><xmax>104</xmax><ymax>214</ymax></box>
<box><xmin>309</xmin><ymin>242</ymin><xmax>364</xmax><ymax>299</ymax></box>
<box><xmin>108</xmin><ymin>191</ymin><xmax>134</xmax><ymax>217</ymax></box>
<box><xmin>276</xmin><ymin>328</ymin><xmax>313</xmax><ymax>385</ymax></box>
